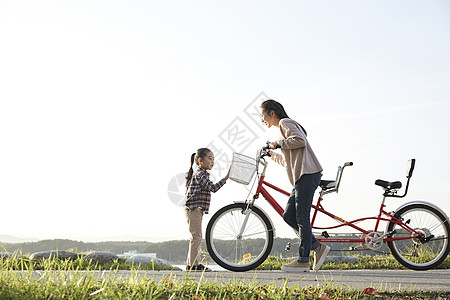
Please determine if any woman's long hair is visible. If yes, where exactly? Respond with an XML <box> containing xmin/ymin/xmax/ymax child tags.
<box><xmin>186</xmin><ymin>148</ymin><xmax>212</xmax><ymax>186</ymax></box>
<box><xmin>261</xmin><ymin>99</ymin><xmax>307</xmax><ymax>136</ymax></box>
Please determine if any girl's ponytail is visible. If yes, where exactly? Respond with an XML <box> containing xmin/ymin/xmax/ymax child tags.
<box><xmin>186</xmin><ymin>153</ymin><xmax>196</xmax><ymax>186</ymax></box>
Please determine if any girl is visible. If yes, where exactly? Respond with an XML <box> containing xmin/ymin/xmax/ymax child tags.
<box><xmin>185</xmin><ymin>148</ymin><xmax>230</xmax><ymax>271</ymax></box>
<box><xmin>261</xmin><ymin>100</ymin><xmax>330</xmax><ymax>273</ymax></box>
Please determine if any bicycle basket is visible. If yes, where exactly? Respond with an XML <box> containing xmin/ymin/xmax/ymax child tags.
<box><xmin>229</xmin><ymin>153</ymin><xmax>257</xmax><ymax>185</ymax></box>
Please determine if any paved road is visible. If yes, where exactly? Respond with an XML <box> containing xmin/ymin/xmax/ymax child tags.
<box><xmin>124</xmin><ymin>269</ymin><xmax>449</xmax><ymax>292</ymax></box>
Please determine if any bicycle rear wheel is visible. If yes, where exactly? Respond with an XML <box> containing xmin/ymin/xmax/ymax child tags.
<box><xmin>387</xmin><ymin>203</ymin><xmax>450</xmax><ymax>270</ymax></box>
<box><xmin>206</xmin><ymin>203</ymin><xmax>274</xmax><ymax>272</ymax></box>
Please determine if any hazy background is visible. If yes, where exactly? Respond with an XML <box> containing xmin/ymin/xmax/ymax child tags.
<box><xmin>1</xmin><ymin>0</ymin><xmax>449</xmax><ymax>243</ymax></box>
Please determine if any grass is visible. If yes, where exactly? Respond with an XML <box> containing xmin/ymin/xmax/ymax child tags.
<box><xmin>0</xmin><ymin>253</ymin><xmax>449</xmax><ymax>299</ymax></box>
<box><xmin>0</xmin><ymin>262</ymin><xmax>449</xmax><ymax>299</ymax></box>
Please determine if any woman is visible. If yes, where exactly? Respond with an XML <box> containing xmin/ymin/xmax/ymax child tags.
<box><xmin>261</xmin><ymin>99</ymin><xmax>330</xmax><ymax>273</ymax></box>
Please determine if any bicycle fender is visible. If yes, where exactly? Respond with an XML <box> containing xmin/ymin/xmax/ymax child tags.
<box><xmin>233</xmin><ymin>201</ymin><xmax>276</xmax><ymax>238</ymax></box>
<box><xmin>385</xmin><ymin>200</ymin><xmax>450</xmax><ymax>232</ymax></box>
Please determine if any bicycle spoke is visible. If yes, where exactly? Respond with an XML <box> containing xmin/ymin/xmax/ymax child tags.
<box><xmin>241</xmin><ymin>230</ymin><xmax>270</xmax><ymax>238</ymax></box>
<box><xmin>387</xmin><ymin>204</ymin><xmax>450</xmax><ymax>270</ymax></box>
<box><xmin>206</xmin><ymin>203</ymin><xmax>274</xmax><ymax>271</ymax></box>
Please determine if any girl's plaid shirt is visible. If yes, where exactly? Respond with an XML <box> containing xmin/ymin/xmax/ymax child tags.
<box><xmin>185</xmin><ymin>167</ymin><xmax>226</xmax><ymax>213</ymax></box>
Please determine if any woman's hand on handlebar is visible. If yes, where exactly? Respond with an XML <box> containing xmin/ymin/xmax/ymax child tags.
<box><xmin>267</xmin><ymin>141</ymin><xmax>281</xmax><ymax>150</ymax></box>
<box><xmin>262</xmin><ymin>141</ymin><xmax>280</xmax><ymax>157</ymax></box>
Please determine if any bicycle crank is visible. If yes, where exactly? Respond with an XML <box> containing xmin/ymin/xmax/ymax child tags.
<box><xmin>362</xmin><ymin>231</ymin><xmax>391</xmax><ymax>251</ymax></box>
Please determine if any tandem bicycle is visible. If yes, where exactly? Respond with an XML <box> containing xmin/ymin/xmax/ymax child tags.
<box><xmin>205</xmin><ymin>145</ymin><xmax>450</xmax><ymax>272</ymax></box>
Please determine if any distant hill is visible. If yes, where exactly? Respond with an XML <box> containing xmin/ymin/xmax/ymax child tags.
<box><xmin>1</xmin><ymin>234</ymin><xmax>387</xmax><ymax>264</ymax></box>
<box><xmin>0</xmin><ymin>235</ymin><xmax>39</xmax><ymax>243</ymax></box>
<box><xmin>0</xmin><ymin>239</ymin><xmax>154</xmax><ymax>256</ymax></box>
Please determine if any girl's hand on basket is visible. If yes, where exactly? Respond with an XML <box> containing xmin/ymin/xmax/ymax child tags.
<box><xmin>224</xmin><ymin>167</ymin><xmax>231</xmax><ymax>181</ymax></box>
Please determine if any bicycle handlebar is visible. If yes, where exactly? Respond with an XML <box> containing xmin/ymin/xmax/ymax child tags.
<box><xmin>261</xmin><ymin>143</ymin><xmax>280</xmax><ymax>158</ymax></box>
<box><xmin>262</xmin><ymin>145</ymin><xmax>353</xmax><ymax>168</ymax></box>
<box><xmin>258</xmin><ymin>145</ymin><xmax>353</xmax><ymax>192</ymax></box>
<box><xmin>262</xmin><ymin>143</ymin><xmax>281</xmax><ymax>151</ymax></box>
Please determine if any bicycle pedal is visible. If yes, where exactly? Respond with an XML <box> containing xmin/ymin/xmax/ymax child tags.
<box><xmin>349</xmin><ymin>246</ymin><xmax>364</xmax><ymax>251</ymax></box>
<box><xmin>285</xmin><ymin>240</ymin><xmax>300</xmax><ymax>251</ymax></box>
<box><xmin>285</xmin><ymin>242</ymin><xmax>292</xmax><ymax>251</ymax></box>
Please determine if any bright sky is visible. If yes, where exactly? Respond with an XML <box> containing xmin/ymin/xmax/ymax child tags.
<box><xmin>1</xmin><ymin>0</ymin><xmax>449</xmax><ymax>243</ymax></box>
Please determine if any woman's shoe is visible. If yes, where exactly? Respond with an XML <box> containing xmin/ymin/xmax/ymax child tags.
<box><xmin>313</xmin><ymin>244</ymin><xmax>331</xmax><ymax>271</ymax></box>
<box><xmin>281</xmin><ymin>260</ymin><xmax>310</xmax><ymax>273</ymax></box>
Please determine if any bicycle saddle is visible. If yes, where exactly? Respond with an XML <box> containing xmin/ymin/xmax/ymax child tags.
<box><xmin>320</xmin><ymin>180</ymin><xmax>336</xmax><ymax>190</ymax></box>
<box><xmin>375</xmin><ymin>179</ymin><xmax>402</xmax><ymax>189</ymax></box>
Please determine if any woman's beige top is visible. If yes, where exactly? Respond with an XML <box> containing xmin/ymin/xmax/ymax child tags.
<box><xmin>271</xmin><ymin>118</ymin><xmax>323</xmax><ymax>186</ymax></box>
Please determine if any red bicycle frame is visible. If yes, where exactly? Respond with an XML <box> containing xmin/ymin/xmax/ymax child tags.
<box><xmin>254</xmin><ymin>169</ymin><xmax>422</xmax><ymax>244</ymax></box>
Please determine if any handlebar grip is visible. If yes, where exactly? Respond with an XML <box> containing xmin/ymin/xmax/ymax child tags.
<box><xmin>344</xmin><ymin>162</ymin><xmax>353</xmax><ymax>166</ymax></box>
<box><xmin>263</xmin><ymin>144</ymin><xmax>281</xmax><ymax>150</ymax></box>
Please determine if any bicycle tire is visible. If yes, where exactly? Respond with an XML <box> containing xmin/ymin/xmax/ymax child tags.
<box><xmin>206</xmin><ymin>203</ymin><xmax>274</xmax><ymax>272</ymax></box>
<box><xmin>387</xmin><ymin>203</ymin><xmax>450</xmax><ymax>270</ymax></box>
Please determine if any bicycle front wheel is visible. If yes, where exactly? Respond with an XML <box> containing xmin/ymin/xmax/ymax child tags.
<box><xmin>206</xmin><ymin>203</ymin><xmax>274</xmax><ymax>272</ymax></box>
<box><xmin>387</xmin><ymin>203</ymin><xmax>450</xmax><ymax>270</ymax></box>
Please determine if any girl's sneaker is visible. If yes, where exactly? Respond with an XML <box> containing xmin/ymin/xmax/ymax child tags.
<box><xmin>186</xmin><ymin>264</ymin><xmax>212</xmax><ymax>272</ymax></box>
<box><xmin>281</xmin><ymin>260</ymin><xmax>310</xmax><ymax>273</ymax></box>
